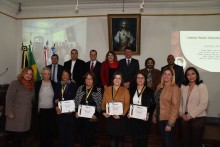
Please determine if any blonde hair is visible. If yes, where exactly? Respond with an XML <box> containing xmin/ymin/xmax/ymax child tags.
<box><xmin>160</xmin><ymin>67</ymin><xmax>175</xmax><ymax>88</ymax></box>
<box><xmin>17</xmin><ymin>67</ymin><xmax>35</xmax><ymax>82</ymax></box>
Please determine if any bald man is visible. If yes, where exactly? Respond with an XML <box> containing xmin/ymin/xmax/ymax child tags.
<box><xmin>161</xmin><ymin>54</ymin><xmax>184</xmax><ymax>87</ymax></box>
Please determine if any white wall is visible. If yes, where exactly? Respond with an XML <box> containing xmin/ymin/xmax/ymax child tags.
<box><xmin>0</xmin><ymin>14</ymin><xmax>18</xmax><ymax>84</ymax></box>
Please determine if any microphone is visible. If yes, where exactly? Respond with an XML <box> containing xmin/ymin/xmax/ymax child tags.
<box><xmin>0</xmin><ymin>68</ymin><xmax>8</xmax><ymax>77</ymax></box>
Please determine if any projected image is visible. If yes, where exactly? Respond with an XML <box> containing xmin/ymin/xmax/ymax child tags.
<box><xmin>171</xmin><ymin>31</ymin><xmax>220</xmax><ymax>72</ymax></box>
<box><xmin>22</xmin><ymin>18</ymin><xmax>87</xmax><ymax>70</ymax></box>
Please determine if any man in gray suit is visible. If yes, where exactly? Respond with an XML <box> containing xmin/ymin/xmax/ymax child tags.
<box><xmin>118</xmin><ymin>47</ymin><xmax>139</xmax><ymax>89</ymax></box>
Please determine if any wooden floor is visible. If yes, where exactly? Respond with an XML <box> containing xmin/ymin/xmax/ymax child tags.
<box><xmin>1</xmin><ymin>120</ymin><xmax>220</xmax><ymax>147</ymax></box>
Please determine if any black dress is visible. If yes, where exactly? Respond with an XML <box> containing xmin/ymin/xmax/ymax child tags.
<box><xmin>129</xmin><ymin>86</ymin><xmax>155</xmax><ymax>147</ymax></box>
<box><xmin>75</xmin><ymin>85</ymin><xmax>102</xmax><ymax>147</ymax></box>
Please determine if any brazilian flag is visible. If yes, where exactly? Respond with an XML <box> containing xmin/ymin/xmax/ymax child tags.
<box><xmin>28</xmin><ymin>45</ymin><xmax>41</xmax><ymax>81</ymax></box>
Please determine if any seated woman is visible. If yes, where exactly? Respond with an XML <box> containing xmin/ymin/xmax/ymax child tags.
<box><xmin>128</xmin><ymin>71</ymin><xmax>155</xmax><ymax>147</ymax></box>
<box><xmin>75</xmin><ymin>71</ymin><xmax>102</xmax><ymax>147</ymax></box>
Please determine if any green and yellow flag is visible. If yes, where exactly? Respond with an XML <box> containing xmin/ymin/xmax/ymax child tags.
<box><xmin>28</xmin><ymin>45</ymin><xmax>41</xmax><ymax>81</ymax></box>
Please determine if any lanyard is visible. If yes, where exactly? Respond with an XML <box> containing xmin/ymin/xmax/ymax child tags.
<box><xmin>137</xmin><ymin>86</ymin><xmax>146</xmax><ymax>98</ymax></box>
<box><xmin>112</xmin><ymin>86</ymin><xmax>120</xmax><ymax>101</ymax></box>
<box><xmin>61</xmin><ymin>83</ymin><xmax>68</xmax><ymax>100</ymax></box>
<box><xmin>85</xmin><ymin>85</ymin><xmax>94</xmax><ymax>104</ymax></box>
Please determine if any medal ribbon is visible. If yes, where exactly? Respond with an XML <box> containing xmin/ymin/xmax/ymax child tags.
<box><xmin>85</xmin><ymin>85</ymin><xmax>94</xmax><ymax>103</ymax></box>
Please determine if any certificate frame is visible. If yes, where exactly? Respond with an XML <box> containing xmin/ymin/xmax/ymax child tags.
<box><xmin>58</xmin><ymin>100</ymin><xmax>75</xmax><ymax>113</ymax></box>
<box><xmin>129</xmin><ymin>104</ymin><xmax>148</xmax><ymax>120</ymax></box>
<box><xmin>106</xmin><ymin>102</ymin><xmax>123</xmax><ymax>115</ymax></box>
<box><xmin>78</xmin><ymin>105</ymin><xmax>95</xmax><ymax>118</ymax></box>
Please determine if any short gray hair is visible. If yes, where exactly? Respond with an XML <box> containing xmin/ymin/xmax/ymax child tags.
<box><xmin>40</xmin><ymin>67</ymin><xmax>51</xmax><ymax>79</ymax></box>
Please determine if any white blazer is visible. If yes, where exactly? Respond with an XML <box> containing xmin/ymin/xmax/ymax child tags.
<box><xmin>179</xmin><ymin>83</ymin><xmax>208</xmax><ymax>118</ymax></box>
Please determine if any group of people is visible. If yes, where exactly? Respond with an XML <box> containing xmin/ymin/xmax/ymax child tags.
<box><xmin>5</xmin><ymin>47</ymin><xmax>208</xmax><ymax>147</ymax></box>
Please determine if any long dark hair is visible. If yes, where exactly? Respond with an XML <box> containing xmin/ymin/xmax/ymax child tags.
<box><xmin>182</xmin><ymin>67</ymin><xmax>203</xmax><ymax>86</ymax></box>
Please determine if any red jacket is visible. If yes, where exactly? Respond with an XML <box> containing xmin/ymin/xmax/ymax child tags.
<box><xmin>100</xmin><ymin>61</ymin><xmax>119</xmax><ymax>87</ymax></box>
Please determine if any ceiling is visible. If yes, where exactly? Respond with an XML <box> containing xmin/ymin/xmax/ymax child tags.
<box><xmin>7</xmin><ymin>0</ymin><xmax>196</xmax><ymax>6</ymax></box>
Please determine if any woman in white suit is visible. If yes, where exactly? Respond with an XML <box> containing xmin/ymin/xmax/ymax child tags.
<box><xmin>179</xmin><ymin>67</ymin><xmax>208</xmax><ymax>147</ymax></box>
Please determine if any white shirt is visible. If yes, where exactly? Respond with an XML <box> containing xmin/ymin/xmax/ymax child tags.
<box><xmin>133</xmin><ymin>90</ymin><xmax>142</xmax><ymax>105</ymax></box>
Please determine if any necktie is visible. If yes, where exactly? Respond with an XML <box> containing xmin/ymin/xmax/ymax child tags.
<box><xmin>127</xmin><ymin>59</ymin><xmax>130</xmax><ymax>66</ymax></box>
<box><xmin>91</xmin><ymin>61</ymin><xmax>94</xmax><ymax>70</ymax></box>
<box><xmin>147</xmin><ymin>70</ymin><xmax>152</xmax><ymax>83</ymax></box>
<box><xmin>52</xmin><ymin>65</ymin><xmax>56</xmax><ymax>81</ymax></box>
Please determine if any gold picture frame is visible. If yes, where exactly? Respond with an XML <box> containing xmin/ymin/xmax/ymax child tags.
<box><xmin>108</xmin><ymin>14</ymin><xmax>141</xmax><ymax>55</ymax></box>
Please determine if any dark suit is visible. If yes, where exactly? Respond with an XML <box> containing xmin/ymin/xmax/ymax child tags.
<box><xmin>85</xmin><ymin>60</ymin><xmax>102</xmax><ymax>89</ymax></box>
<box><xmin>55</xmin><ymin>81</ymin><xmax>77</xmax><ymax>147</ymax></box>
<box><xmin>47</xmin><ymin>64</ymin><xmax>63</xmax><ymax>83</ymax></box>
<box><xmin>64</xmin><ymin>59</ymin><xmax>86</xmax><ymax>87</ymax></box>
<box><xmin>161</xmin><ymin>64</ymin><xmax>184</xmax><ymax>87</ymax></box>
<box><xmin>140</xmin><ymin>68</ymin><xmax>161</xmax><ymax>92</ymax></box>
<box><xmin>118</xmin><ymin>58</ymin><xmax>139</xmax><ymax>88</ymax></box>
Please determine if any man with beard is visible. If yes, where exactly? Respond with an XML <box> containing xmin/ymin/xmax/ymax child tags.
<box><xmin>140</xmin><ymin>58</ymin><xmax>161</xmax><ymax>92</ymax></box>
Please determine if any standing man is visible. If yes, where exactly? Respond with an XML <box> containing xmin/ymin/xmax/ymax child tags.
<box><xmin>161</xmin><ymin>54</ymin><xmax>184</xmax><ymax>87</ymax></box>
<box><xmin>64</xmin><ymin>49</ymin><xmax>86</xmax><ymax>87</ymax></box>
<box><xmin>85</xmin><ymin>50</ymin><xmax>102</xmax><ymax>89</ymax></box>
<box><xmin>140</xmin><ymin>58</ymin><xmax>161</xmax><ymax>92</ymax></box>
<box><xmin>47</xmin><ymin>54</ymin><xmax>63</xmax><ymax>83</ymax></box>
<box><xmin>118</xmin><ymin>47</ymin><xmax>139</xmax><ymax>89</ymax></box>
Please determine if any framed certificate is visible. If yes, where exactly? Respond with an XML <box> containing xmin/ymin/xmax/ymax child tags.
<box><xmin>78</xmin><ymin>105</ymin><xmax>95</xmax><ymax>118</ymax></box>
<box><xmin>129</xmin><ymin>104</ymin><xmax>148</xmax><ymax>120</ymax></box>
<box><xmin>58</xmin><ymin>100</ymin><xmax>75</xmax><ymax>113</ymax></box>
<box><xmin>106</xmin><ymin>102</ymin><xmax>123</xmax><ymax>115</ymax></box>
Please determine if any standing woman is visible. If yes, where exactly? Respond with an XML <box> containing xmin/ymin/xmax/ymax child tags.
<box><xmin>100</xmin><ymin>51</ymin><xmax>119</xmax><ymax>88</ymax></box>
<box><xmin>102</xmin><ymin>71</ymin><xmax>130</xmax><ymax>147</ymax></box>
<box><xmin>5</xmin><ymin>67</ymin><xmax>35</xmax><ymax>147</ymax></box>
<box><xmin>35</xmin><ymin>67</ymin><xmax>57</xmax><ymax>147</ymax></box>
<box><xmin>55</xmin><ymin>69</ymin><xmax>77</xmax><ymax>147</ymax></box>
<box><xmin>179</xmin><ymin>67</ymin><xmax>208</xmax><ymax>147</ymax></box>
<box><xmin>75</xmin><ymin>71</ymin><xmax>102</xmax><ymax>147</ymax></box>
<box><xmin>152</xmin><ymin>67</ymin><xmax>180</xmax><ymax>147</ymax></box>
<box><xmin>128</xmin><ymin>71</ymin><xmax>155</xmax><ymax>147</ymax></box>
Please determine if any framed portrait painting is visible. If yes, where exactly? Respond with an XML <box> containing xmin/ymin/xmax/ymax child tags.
<box><xmin>108</xmin><ymin>14</ymin><xmax>141</xmax><ymax>55</ymax></box>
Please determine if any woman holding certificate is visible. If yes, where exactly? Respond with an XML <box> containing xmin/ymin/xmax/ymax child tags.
<box><xmin>152</xmin><ymin>67</ymin><xmax>180</xmax><ymax>147</ymax></box>
<box><xmin>55</xmin><ymin>69</ymin><xmax>77</xmax><ymax>147</ymax></box>
<box><xmin>75</xmin><ymin>71</ymin><xmax>102</xmax><ymax>147</ymax></box>
<box><xmin>179</xmin><ymin>67</ymin><xmax>208</xmax><ymax>147</ymax></box>
<box><xmin>128</xmin><ymin>71</ymin><xmax>155</xmax><ymax>147</ymax></box>
<box><xmin>102</xmin><ymin>71</ymin><xmax>130</xmax><ymax>147</ymax></box>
